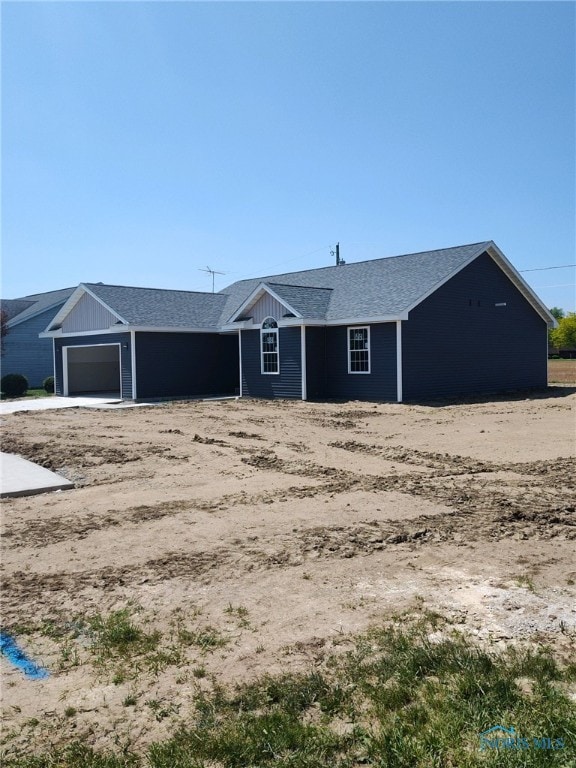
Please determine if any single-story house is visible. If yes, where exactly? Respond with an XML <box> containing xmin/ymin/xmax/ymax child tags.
<box><xmin>1</xmin><ymin>287</ymin><xmax>75</xmax><ymax>387</ymax></box>
<box><xmin>40</xmin><ymin>241</ymin><xmax>555</xmax><ymax>402</ymax></box>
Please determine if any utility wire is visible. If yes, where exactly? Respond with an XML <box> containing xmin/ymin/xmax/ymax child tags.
<box><xmin>520</xmin><ymin>264</ymin><xmax>576</xmax><ymax>272</ymax></box>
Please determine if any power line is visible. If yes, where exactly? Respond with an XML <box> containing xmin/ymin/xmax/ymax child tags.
<box><xmin>520</xmin><ymin>264</ymin><xmax>576</xmax><ymax>272</ymax></box>
<box><xmin>233</xmin><ymin>244</ymin><xmax>333</xmax><ymax>280</ymax></box>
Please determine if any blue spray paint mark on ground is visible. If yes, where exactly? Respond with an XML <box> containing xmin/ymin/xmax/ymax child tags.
<box><xmin>0</xmin><ymin>632</ymin><xmax>49</xmax><ymax>679</ymax></box>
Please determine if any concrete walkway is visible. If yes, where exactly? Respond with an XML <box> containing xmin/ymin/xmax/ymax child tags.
<box><xmin>0</xmin><ymin>395</ymin><xmax>124</xmax><ymax>415</ymax></box>
<box><xmin>0</xmin><ymin>453</ymin><xmax>74</xmax><ymax>498</ymax></box>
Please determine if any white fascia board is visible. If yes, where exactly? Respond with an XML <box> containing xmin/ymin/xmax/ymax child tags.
<box><xmin>221</xmin><ymin>320</ymin><xmax>255</xmax><ymax>332</ymax></box>
<box><xmin>224</xmin><ymin>316</ymin><xmax>405</xmax><ymax>330</ymax></box>
<box><xmin>325</xmin><ymin>314</ymin><xmax>407</xmax><ymax>325</ymax></box>
<box><xmin>43</xmin><ymin>325</ymin><xmax>233</xmax><ymax>337</ymax></box>
<box><xmin>485</xmin><ymin>242</ymin><xmax>557</xmax><ymax>326</ymax></box>
<box><xmin>226</xmin><ymin>282</ymin><xmax>302</xmax><ymax>323</ymax></box>
<box><xmin>402</xmin><ymin>242</ymin><xmax>489</xmax><ymax>316</ymax></box>
<box><xmin>120</xmin><ymin>325</ymin><xmax>221</xmax><ymax>333</ymax></box>
<box><xmin>40</xmin><ymin>283</ymin><xmax>128</xmax><ymax>333</ymax></box>
<box><xmin>41</xmin><ymin>285</ymin><xmax>86</xmax><ymax>332</ymax></box>
<box><xmin>40</xmin><ymin>327</ymin><xmax>130</xmax><ymax>338</ymax></box>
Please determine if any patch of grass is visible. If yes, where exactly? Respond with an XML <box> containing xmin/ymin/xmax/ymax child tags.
<box><xmin>224</xmin><ymin>603</ymin><xmax>251</xmax><ymax>628</ymax></box>
<box><xmin>515</xmin><ymin>574</ymin><xmax>537</xmax><ymax>593</ymax></box>
<box><xmin>89</xmin><ymin>610</ymin><xmax>160</xmax><ymax>660</ymax></box>
<box><xmin>3</xmin><ymin>616</ymin><xmax>575</xmax><ymax>767</ymax></box>
<box><xmin>177</xmin><ymin>625</ymin><xmax>228</xmax><ymax>652</ymax></box>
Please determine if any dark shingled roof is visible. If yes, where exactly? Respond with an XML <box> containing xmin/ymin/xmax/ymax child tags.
<box><xmin>48</xmin><ymin>242</ymin><xmax>495</xmax><ymax>332</ymax></box>
<box><xmin>84</xmin><ymin>284</ymin><xmax>229</xmax><ymax>329</ymax></box>
<box><xmin>265</xmin><ymin>284</ymin><xmax>333</xmax><ymax>319</ymax></box>
<box><xmin>2</xmin><ymin>288</ymin><xmax>76</xmax><ymax>325</ymax></box>
<box><xmin>219</xmin><ymin>242</ymin><xmax>490</xmax><ymax>323</ymax></box>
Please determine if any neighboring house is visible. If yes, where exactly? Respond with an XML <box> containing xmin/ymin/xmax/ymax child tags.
<box><xmin>1</xmin><ymin>287</ymin><xmax>75</xmax><ymax>387</ymax></box>
<box><xmin>40</xmin><ymin>241</ymin><xmax>554</xmax><ymax>402</ymax></box>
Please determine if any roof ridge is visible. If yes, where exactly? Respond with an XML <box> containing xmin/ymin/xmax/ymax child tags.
<box><xmin>266</xmin><ymin>282</ymin><xmax>334</xmax><ymax>291</ymax></box>
<box><xmin>224</xmin><ymin>242</ymin><xmax>490</xmax><ymax>286</ymax></box>
<box><xmin>85</xmin><ymin>282</ymin><xmax>228</xmax><ymax>298</ymax></box>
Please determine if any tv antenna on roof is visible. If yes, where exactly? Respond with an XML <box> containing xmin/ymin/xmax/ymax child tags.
<box><xmin>199</xmin><ymin>266</ymin><xmax>225</xmax><ymax>293</ymax></box>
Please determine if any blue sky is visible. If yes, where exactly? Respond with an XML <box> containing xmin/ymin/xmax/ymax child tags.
<box><xmin>2</xmin><ymin>1</ymin><xmax>575</xmax><ymax>311</ymax></box>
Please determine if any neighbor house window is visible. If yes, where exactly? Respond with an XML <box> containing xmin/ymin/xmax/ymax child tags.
<box><xmin>261</xmin><ymin>317</ymin><xmax>279</xmax><ymax>374</ymax></box>
<box><xmin>348</xmin><ymin>326</ymin><xmax>370</xmax><ymax>373</ymax></box>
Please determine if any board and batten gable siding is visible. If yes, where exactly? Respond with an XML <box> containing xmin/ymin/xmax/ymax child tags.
<box><xmin>54</xmin><ymin>333</ymin><xmax>132</xmax><ymax>398</ymax></box>
<box><xmin>1</xmin><ymin>306</ymin><xmax>67</xmax><ymax>387</ymax></box>
<box><xmin>135</xmin><ymin>333</ymin><xmax>238</xmax><ymax>399</ymax></box>
<box><xmin>324</xmin><ymin>323</ymin><xmax>397</xmax><ymax>401</ymax></box>
<box><xmin>61</xmin><ymin>292</ymin><xmax>119</xmax><ymax>333</ymax></box>
<box><xmin>245</xmin><ymin>293</ymin><xmax>290</xmax><ymax>324</ymax></box>
<box><xmin>241</xmin><ymin>327</ymin><xmax>302</xmax><ymax>398</ymax></box>
<box><xmin>401</xmin><ymin>251</ymin><xmax>548</xmax><ymax>400</ymax></box>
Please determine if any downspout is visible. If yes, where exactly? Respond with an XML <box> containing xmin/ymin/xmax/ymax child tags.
<box><xmin>396</xmin><ymin>320</ymin><xmax>403</xmax><ymax>403</ymax></box>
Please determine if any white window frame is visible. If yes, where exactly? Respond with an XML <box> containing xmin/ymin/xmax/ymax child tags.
<box><xmin>261</xmin><ymin>317</ymin><xmax>279</xmax><ymax>375</ymax></box>
<box><xmin>347</xmin><ymin>325</ymin><xmax>371</xmax><ymax>374</ymax></box>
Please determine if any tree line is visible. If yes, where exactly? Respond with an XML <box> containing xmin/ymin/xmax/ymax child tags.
<box><xmin>549</xmin><ymin>308</ymin><xmax>576</xmax><ymax>352</ymax></box>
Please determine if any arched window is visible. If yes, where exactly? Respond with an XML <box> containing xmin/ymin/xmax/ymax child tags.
<box><xmin>261</xmin><ymin>317</ymin><xmax>279</xmax><ymax>374</ymax></box>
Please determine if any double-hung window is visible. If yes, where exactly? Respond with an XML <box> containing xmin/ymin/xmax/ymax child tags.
<box><xmin>348</xmin><ymin>326</ymin><xmax>370</xmax><ymax>373</ymax></box>
<box><xmin>261</xmin><ymin>317</ymin><xmax>279</xmax><ymax>374</ymax></box>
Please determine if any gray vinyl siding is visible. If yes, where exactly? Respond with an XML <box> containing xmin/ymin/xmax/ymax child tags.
<box><xmin>241</xmin><ymin>327</ymin><xmax>302</xmax><ymax>398</ymax></box>
<box><xmin>324</xmin><ymin>323</ymin><xmax>397</xmax><ymax>401</ymax></box>
<box><xmin>248</xmin><ymin>294</ymin><xmax>291</xmax><ymax>324</ymax></box>
<box><xmin>62</xmin><ymin>292</ymin><xmax>118</xmax><ymax>333</ymax></box>
<box><xmin>54</xmin><ymin>333</ymin><xmax>132</xmax><ymax>398</ymax></box>
<box><xmin>135</xmin><ymin>332</ymin><xmax>238</xmax><ymax>399</ymax></box>
<box><xmin>402</xmin><ymin>251</ymin><xmax>548</xmax><ymax>400</ymax></box>
<box><xmin>1</xmin><ymin>306</ymin><xmax>66</xmax><ymax>387</ymax></box>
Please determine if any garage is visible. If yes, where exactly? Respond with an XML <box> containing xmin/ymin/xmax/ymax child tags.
<box><xmin>64</xmin><ymin>344</ymin><xmax>121</xmax><ymax>396</ymax></box>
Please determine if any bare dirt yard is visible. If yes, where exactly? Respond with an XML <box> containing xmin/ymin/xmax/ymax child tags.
<box><xmin>1</xmin><ymin>387</ymin><xmax>575</xmax><ymax>758</ymax></box>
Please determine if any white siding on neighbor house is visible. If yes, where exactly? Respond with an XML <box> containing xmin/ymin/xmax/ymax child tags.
<box><xmin>62</xmin><ymin>292</ymin><xmax>119</xmax><ymax>333</ymax></box>
<box><xmin>249</xmin><ymin>293</ymin><xmax>291</xmax><ymax>324</ymax></box>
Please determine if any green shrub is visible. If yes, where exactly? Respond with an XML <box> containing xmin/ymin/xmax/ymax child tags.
<box><xmin>43</xmin><ymin>375</ymin><xmax>55</xmax><ymax>393</ymax></box>
<box><xmin>1</xmin><ymin>373</ymin><xmax>28</xmax><ymax>398</ymax></box>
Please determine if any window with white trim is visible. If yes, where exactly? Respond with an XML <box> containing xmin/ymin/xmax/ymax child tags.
<box><xmin>348</xmin><ymin>326</ymin><xmax>370</xmax><ymax>373</ymax></box>
<box><xmin>261</xmin><ymin>317</ymin><xmax>279</xmax><ymax>374</ymax></box>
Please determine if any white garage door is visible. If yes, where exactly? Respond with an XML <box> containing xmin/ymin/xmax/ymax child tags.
<box><xmin>65</xmin><ymin>345</ymin><xmax>121</xmax><ymax>395</ymax></box>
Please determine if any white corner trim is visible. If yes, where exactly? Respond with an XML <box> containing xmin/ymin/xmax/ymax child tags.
<box><xmin>130</xmin><ymin>331</ymin><xmax>137</xmax><ymax>400</ymax></box>
<box><xmin>301</xmin><ymin>325</ymin><xmax>307</xmax><ymax>401</ymax></box>
<box><xmin>238</xmin><ymin>330</ymin><xmax>243</xmax><ymax>397</ymax></box>
<box><xmin>396</xmin><ymin>320</ymin><xmax>403</xmax><ymax>403</ymax></box>
<box><xmin>52</xmin><ymin>337</ymin><xmax>57</xmax><ymax>393</ymax></box>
